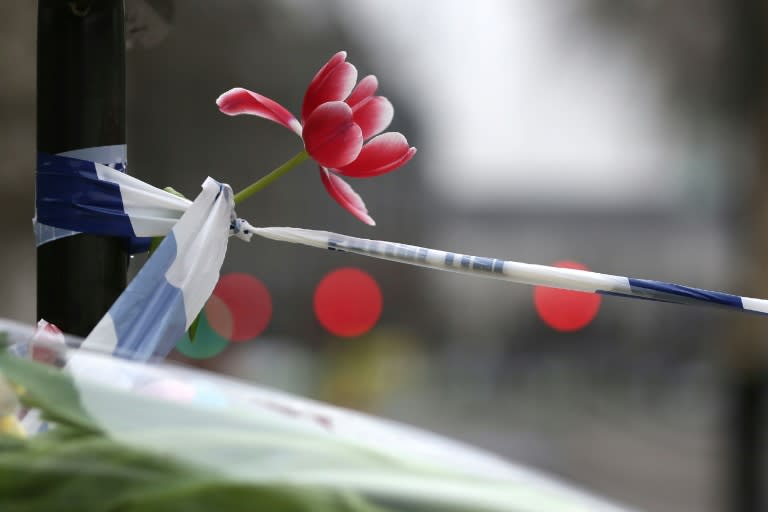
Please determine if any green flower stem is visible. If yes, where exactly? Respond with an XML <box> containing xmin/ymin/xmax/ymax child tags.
<box><xmin>234</xmin><ymin>150</ymin><xmax>310</xmax><ymax>205</ymax></box>
<box><xmin>148</xmin><ymin>236</ymin><xmax>163</xmax><ymax>256</ymax></box>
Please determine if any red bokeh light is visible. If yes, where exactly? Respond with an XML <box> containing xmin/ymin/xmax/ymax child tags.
<box><xmin>209</xmin><ymin>273</ymin><xmax>272</xmax><ymax>342</ymax></box>
<box><xmin>204</xmin><ymin>294</ymin><xmax>234</xmax><ymax>340</ymax></box>
<box><xmin>534</xmin><ymin>261</ymin><xmax>601</xmax><ymax>332</ymax></box>
<box><xmin>313</xmin><ymin>267</ymin><xmax>383</xmax><ymax>337</ymax></box>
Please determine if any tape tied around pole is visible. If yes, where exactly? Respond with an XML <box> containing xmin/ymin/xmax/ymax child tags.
<box><xmin>36</xmin><ymin>147</ymin><xmax>176</xmax><ymax>253</ymax></box>
<box><xmin>35</xmin><ymin>148</ymin><xmax>254</xmax><ymax>254</ymax></box>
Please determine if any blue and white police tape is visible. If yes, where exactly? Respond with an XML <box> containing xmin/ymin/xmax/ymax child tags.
<box><xmin>36</xmin><ymin>151</ymin><xmax>191</xmax><ymax>252</ymax></box>
<box><xmin>35</xmin><ymin>146</ymin><xmax>130</xmax><ymax>247</ymax></box>
<box><xmin>248</xmin><ymin>226</ymin><xmax>768</xmax><ymax>316</ymax></box>
<box><xmin>79</xmin><ymin>178</ymin><xmax>241</xmax><ymax>361</ymax></box>
<box><xmin>37</xmin><ymin>148</ymin><xmax>768</xmax><ymax>361</ymax></box>
<box><xmin>35</xmin><ymin>151</ymin><xmax>259</xmax><ymax>360</ymax></box>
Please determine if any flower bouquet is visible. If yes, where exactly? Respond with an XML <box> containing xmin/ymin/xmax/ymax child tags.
<box><xmin>0</xmin><ymin>330</ymin><xmax>633</xmax><ymax>512</ymax></box>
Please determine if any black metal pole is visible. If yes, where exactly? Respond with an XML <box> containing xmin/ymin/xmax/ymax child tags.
<box><xmin>725</xmin><ymin>2</ymin><xmax>768</xmax><ymax>510</ymax></box>
<box><xmin>726</xmin><ymin>368</ymin><xmax>766</xmax><ymax>512</ymax></box>
<box><xmin>37</xmin><ymin>0</ymin><xmax>127</xmax><ymax>337</ymax></box>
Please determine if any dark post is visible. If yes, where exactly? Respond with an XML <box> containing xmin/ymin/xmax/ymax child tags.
<box><xmin>37</xmin><ymin>0</ymin><xmax>127</xmax><ymax>337</ymax></box>
<box><xmin>726</xmin><ymin>369</ymin><xmax>766</xmax><ymax>512</ymax></box>
<box><xmin>726</xmin><ymin>2</ymin><xmax>768</xmax><ymax>511</ymax></box>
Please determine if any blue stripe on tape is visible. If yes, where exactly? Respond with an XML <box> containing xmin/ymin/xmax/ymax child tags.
<box><xmin>37</xmin><ymin>152</ymin><xmax>136</xmax><ymax>238</ymax></box>
<box><xmin>598</xmin><ymin>290</ymin><xmax>676</xmax><ymax>304</ymax></box>
<box><xmin>111</xmin><ymin>231</ymin><xmax>187</xmax><ymax>360</ymax></box>
<box><xmin>472</xmin><ymin>257</ymin><xmax>494</xmax><ymax>272</ymax></box>
<box><xmin>627</xmin><ymin>278</ymin><xmax>744</xmax><ymax>308</ymax></box>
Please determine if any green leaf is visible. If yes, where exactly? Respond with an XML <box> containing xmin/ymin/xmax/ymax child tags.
<box><xmin>187</xmin><ymin>313</ymin><xmax>201</xmax><ymax>343</ymax></box>
<box><xmin>162</xmin><ymin>186</ymin><xmax>186</xmax><ymax>199</ymax></box>
<box><xmin>0</xmin><ymin>352</ymin><xmax>396</xmax><ymax>512</ymax></box>
<box><xmin>148</xmin><ymin>236</ymin><xmax>164</xmax><ymax>257</ymax></box>
<box><xmin>0</xmin><ymin>352</ymin><xmax>100</xmax><ymax>434</ymax></box>
<box><xmin>0</xmin><ymin>431</ymin><xmax>394</xmax><ymax>512</ymax></box>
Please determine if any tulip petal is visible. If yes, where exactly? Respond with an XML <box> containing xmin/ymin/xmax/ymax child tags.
<box><xmin>302</xmin><ymin>52</ymin><xmax>358</xmax><ymax>122</ymax></box>
<box><xmin>303</xmin><ymin>102</ymin><xmax>363</xmax><ymax>168</ymax></box>
<box><xmin>346</xmin><ymin>75</ymin><xmax>378</xmax><ymax>107</ymax></box>
<box><xmin>216</xmin><ymin>88</ymin><xmax>301</xmax><ymax>135</ymax></box>
<box><xmin>337</xmin><ymin>132</ymin><xmax>416</xmax><ymax>178</ymax></box>
<box><xmin>351</xmin><ymin>96</ymin><xmax>394</xmax><ymax>140</ymax></box>
<box><xmin>319</xmin><ymin>167</ymin><xmax>375</xmax><ymax>225</ymax></box>
<box><xmin>306</xmin><ymin>51</ymin><xmax>347</xmax><ymax>92</ymax></box>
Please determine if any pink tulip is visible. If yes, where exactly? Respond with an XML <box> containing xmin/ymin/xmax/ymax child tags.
<box><xmin>217</xmin><ymin>51</ymin><xmax>416</xmax><ymax>225</ymax></box>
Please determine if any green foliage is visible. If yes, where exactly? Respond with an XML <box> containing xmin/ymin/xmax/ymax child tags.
<box><xmin>0</xmin><ymin>433</ymin><xmax>372</xmax><ymax>512</ymax></box>
<box><xmin>0</xmin><ymin>352</ymin><xmax>396</xmax><ymax>512</ymax></box>
<box><xmin>0</xmin><ymin>352</ymin><xmax>99</xmax><ymax>434</ymax></box>
<box><xmin>187</xmin><ymin>313</ymin><xmax>201</xmax><ymax>342</ymax></box>
<box><xmin>0</xmin><ymin>351</ymin><xmax>609</xmax><ymax>512</ymax></box>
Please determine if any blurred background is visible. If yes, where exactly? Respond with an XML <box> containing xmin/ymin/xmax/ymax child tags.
<box><xmin>2</xmin><ymin>1</ymin><xmax>768</xmax><ymax>510</ymax></box>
